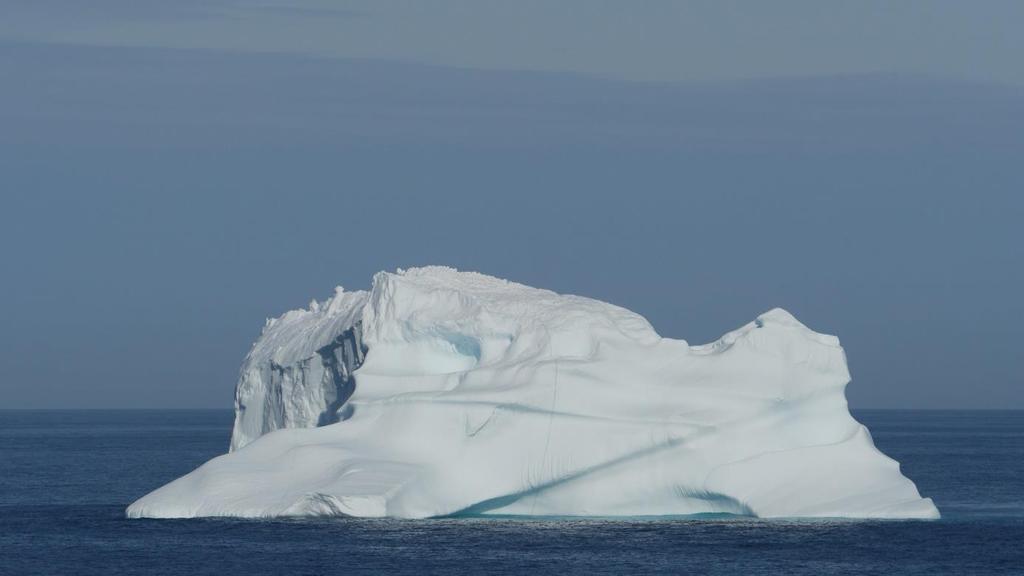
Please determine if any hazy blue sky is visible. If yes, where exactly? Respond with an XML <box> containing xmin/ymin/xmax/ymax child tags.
<box><xmin>5</xmin><ymin>1</ymin><xmax>1024</xmax><ymax>84</ymax></box>
<box><xmin>2</xmin><ymin>2</ymin><xmax>1022</xmax><ymax>409</ymax></box>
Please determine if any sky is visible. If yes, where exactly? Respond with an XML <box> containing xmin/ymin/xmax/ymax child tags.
<box><xmin>2</xmin><ymin>1</ymin><xmax>1022</xmax><ymax>409</ymax></box>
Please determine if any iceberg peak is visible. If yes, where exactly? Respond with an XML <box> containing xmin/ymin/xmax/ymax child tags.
<box><xmin>758</xmin><ymin>306</ymin><xmax>801</xmax><ymax>326</ymax></box>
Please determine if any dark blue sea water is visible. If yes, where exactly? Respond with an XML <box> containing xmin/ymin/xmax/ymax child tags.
<box><xmin>1</xmin><ymin>410</ymin><xmax>1021</xmax><ymax>575</ymax></box>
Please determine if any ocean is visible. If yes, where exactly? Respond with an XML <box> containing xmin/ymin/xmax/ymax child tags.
<box><xmin>1</xmin><ymin>410</ymin><xmax>1021</xmax><ymax>575</ymax></box>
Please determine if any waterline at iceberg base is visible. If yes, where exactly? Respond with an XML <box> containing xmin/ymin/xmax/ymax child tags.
<box><xmin>127</xmin><ymin>267</ymin><xmax>938</xmax><ymax>520</ymax></box>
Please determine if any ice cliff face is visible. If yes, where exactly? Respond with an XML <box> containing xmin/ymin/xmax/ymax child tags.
<box><xmin>128</xmin><ymin>266</ymin><xmax>939</xmax><ymax>520</ymax></box>
<box><xmin>230</xmin><ymin>286</ymin><xmax>368</xmax><ymax>452</ymax></box>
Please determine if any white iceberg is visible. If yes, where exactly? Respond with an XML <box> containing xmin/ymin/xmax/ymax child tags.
<box><xmin>127</xmin><ymin>266</ymin><xmax>938</xmax><ymax>520</ymax></box>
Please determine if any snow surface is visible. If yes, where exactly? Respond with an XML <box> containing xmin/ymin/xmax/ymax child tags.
<box><xmin>127</xmin><ymin>267</ymin><xmax>939</xmax><ymax>520</ymax></box>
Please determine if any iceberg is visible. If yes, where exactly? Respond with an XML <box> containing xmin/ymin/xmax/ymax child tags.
<box><xmin>127</xmin><ymin>266</ymin><xmax>938</xmax><ymax>520</ymax></box>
